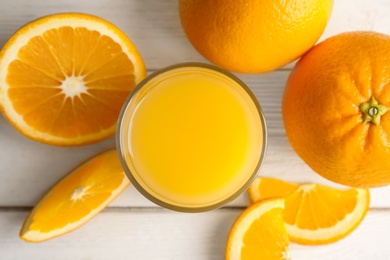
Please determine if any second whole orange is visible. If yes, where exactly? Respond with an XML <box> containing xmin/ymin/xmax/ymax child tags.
<box><xmin>283</xmin><ymin>31</ymin><xmax>390</xmax><ymax>188</ymax></box>
<box><xmin>179</xmin><ymin>0</ymin><xmax>333</xmax><ymax>73</ymax></box>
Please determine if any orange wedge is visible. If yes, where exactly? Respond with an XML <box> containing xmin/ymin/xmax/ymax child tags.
<box><xmin>226</xmin><ymin>198</ymin><xmax>290</xmax><ymax>260</ymax></box>
<box><xmin>0</xmin><ymin>13</ymin><xmax>146</xmax><ymax>146</ymax></box>
<box><xmin>248</xmin><ymin>177</ymin><xmax>300</xmax><ymax>204</ymax></box>
<box><xmin>248</xmin><ymin>177</ymin><xmax>370</xmax><ymax>244</ymax></box>
<box><xmin>20</xmin><ymin>149</ymin><xmax>129</xmax><ymax>242</ymax></box>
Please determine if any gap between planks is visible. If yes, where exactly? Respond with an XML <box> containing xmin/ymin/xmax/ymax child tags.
<box><xmin>0</xmin><ymin>206</ymin><xmax>246</xmax><ymax>212</ymax></box>
<box><xmin>1</xmin><ymin>206</ymin><xmax>389</xmax><ymax>213</ymax></box>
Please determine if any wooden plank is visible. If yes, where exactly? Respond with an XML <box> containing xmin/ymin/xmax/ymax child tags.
<box><xmin>1</xmin><ymin>70</ymin><xmax>390</xmax><ymax>208</ymax></box>
<box><xmin>1</xmin><ymin>208</ymin><xmax>389</xmax><ymax>259</ymax></box>
<box><xmin>290</xmin><ymin>209</ymin><xmax>390</xmax><ymax>259</ymax></box>
<box><xmin>0</xmin><ymin>0</ymin><xmax>206</xmax><ymax>72</ymax></box>
<box><xmin>1</xmin><ymin>0</ymin><xmax>390</xmax><ymax>70</ymax></box>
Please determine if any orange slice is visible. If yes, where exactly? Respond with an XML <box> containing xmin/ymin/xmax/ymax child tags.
<box><xmin>226</xmin><ymin>198</ymin><xmax>289</xmax><ymax>260</ymax></box>
<box><xmin>20</xmin><ymin>149</ymin><xmax>129</xmax><ymax>242</ymax></box>
<box><xmin>0</xmin><ymin>13</ymin><xmax>146</xmax><ymax>146</ymax></box>
<box><xmin>248</xmin><ymin>177</ymin><xmax>370</xmax><ymax>244</ymax></box>
<box><xmin>248</xmin><ymin>177</ymin><xmax>300</xmax><ymax>204</ymax></box>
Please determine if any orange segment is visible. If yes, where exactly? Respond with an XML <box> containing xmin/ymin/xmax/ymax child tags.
<box><xmin>20</xmin><ymin>149</ymin><xmax>130</xmax><ymax>242</ymax></box>
<box><xmin>284</xmin><ymin>185</ymin><xmax>369</xmax><ymax>244</ymax></box>
<box><xmin>248</xmin><ymin>177</ymin><xmax>299</xmax><ymax>204</ymax></box>
<box><xmin>248</xmin><ymin>177</ymin><xmax>370</xmax><ymax>244</ymax></box>
<box><xmin>226</xmin><ymin>198</ymin><xmax>289</xmax><ymax>260</ymax></box>
<box><xmin>0</xmin><ymin>13</ymin><xmax>146</xmax><ymax>146</ymax></box>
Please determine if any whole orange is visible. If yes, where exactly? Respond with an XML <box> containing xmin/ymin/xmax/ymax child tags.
<box><xmin>179</xmin><ymin>0</ymin><xmax>333</xmax><ymax>73</ymax></box>
<box><xmin>283</xmin><ymin>31</ymin><xmax>390</xmax><ymax>188</ymax></box>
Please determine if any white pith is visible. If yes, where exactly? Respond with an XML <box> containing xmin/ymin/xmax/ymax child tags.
<box><xmin>71</xmin><ymin>186</ymin><xmax>89</xmax><ymax>201</ymax></box>
<box><xmin>60</xmin><ymin>75</ymin><xmax>88</xmax><ymax>99</ymax></box>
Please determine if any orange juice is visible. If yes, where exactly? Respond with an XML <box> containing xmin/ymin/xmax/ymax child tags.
<box><xmin>117</xmin><ymin>63</ymin><xmax>266</xmax><ymax>212</ymax></box>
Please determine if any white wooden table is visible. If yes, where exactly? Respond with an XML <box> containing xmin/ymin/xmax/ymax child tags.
<box><xmin>1</xmin><ymin>0</ymin><xmax>390</xmax><ymax>259</ymax></box>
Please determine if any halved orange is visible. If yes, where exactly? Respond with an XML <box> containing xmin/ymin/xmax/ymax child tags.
<box><xmin>20</xmin><ymin>149</ymin><xmax>130</xmax><ymax>242</ymax></box>
<box><xmin>226</xmin><ymin>198</ymin><xmax>290</xmax><ymax>260</ymax></box>
<box><xmin>0</xmin><ymin>13</ymin><xmax>146</xmax><ymax>146</ymax></box>
<box><xmin>248</xmin><ymin>177</ymin><xmax>370</xmax><ymax>244</ymax></box>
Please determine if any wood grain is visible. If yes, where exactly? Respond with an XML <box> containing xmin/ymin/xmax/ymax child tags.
<box><xmin>1</xmin><ymin>0</ymin><xmax>390</xmax><ymax>259</ymax></box>
<box><xmin>1</xmin><ymin>0</ymin><xmax>390</xmax><ymax>70</ymax></box>
<box><xmin>1</xmin><ymin>209</ymin><xmax>389</xmax><ymax>259</ymax></box>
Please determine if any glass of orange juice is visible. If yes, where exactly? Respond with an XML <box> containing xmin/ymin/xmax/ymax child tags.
<box><xmin>117</xmin><ymin>63</ymin><xmax>267</xmax><ymax>212</ymax></box>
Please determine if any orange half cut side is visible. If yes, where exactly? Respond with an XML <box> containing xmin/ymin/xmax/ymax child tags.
<box><xmin>0</xmin><ymin>13</ymin><xmax>146</xmax><ymax>146</ymax></box>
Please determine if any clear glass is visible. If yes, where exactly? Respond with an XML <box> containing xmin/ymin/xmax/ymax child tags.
<box><xmin>116</xmin><ymin>63</ymin><xmax>267</xmax><ymax>212</ymax></box>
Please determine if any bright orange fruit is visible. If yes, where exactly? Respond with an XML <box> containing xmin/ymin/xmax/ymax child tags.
<box><xmin>248</xmin><ymin>177</ymin><xmax>370</xmax><ymax>244</ymax></box>
<box><xmin>179</xmin><ymin>0</ymin><xmax>333</xmax><ymax>73</ymax></box>
<box><xmin>226</xmin><ymin>198</ymin><xmax>289</xmax><ymax>260</ymax></box>
<box><xmin>0</xmin><ymin>13</ymin><xmax>146</xmax><ymax>146</ymax></box>
<box><xmin>283</xmin><ymin>31</ymin><xmax>390</xmax><ymax>188</ymax></box>
<box><xmin>248</xmin><ymin>177</ymin><xmax>299</xmax><ymax>204</ymax></box>
<box><xmin>20</xmin><ymin>149</ymin><xmax>130</xmax><ymax>242</ymax></box>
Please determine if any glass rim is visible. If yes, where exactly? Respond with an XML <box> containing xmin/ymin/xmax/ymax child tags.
<box><xmin>116</xmin><ymin>62</ymin><xmax>268</xmax><ymax>212</ymax></box>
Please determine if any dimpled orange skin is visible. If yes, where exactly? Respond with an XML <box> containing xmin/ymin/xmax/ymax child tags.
<box><xmin>283</xmin><ymin>32</ymin><xmax>390</xmax><ymax>188</ymax></box>
<box><xmin>179</xmin><ymin>0</ymin><xmax>333</xmax><ymax>73</ymax></box>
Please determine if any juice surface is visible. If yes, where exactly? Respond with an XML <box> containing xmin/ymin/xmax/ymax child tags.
<box><xmin>126</xmin><ymin>68</ymin><xmax>263</xmax><ymax>207</ymax></box>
